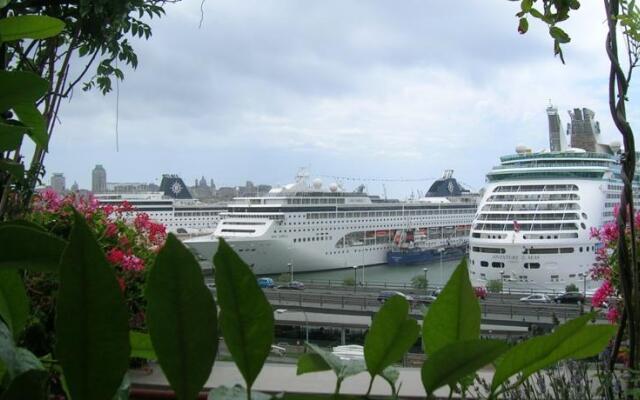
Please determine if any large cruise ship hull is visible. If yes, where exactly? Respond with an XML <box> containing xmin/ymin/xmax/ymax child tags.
<box><xmin>468</xmin><ymin>177</ymin><xmax>619</xmax><ymax>292</ymax></box>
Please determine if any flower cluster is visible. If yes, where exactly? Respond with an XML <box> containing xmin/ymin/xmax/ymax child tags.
<box><xmin>589</xmin><ymin>209</ymin><xmax>632</xmax><ymax>324</ymax></box>
<box><xmin>27</xmin><ymin>188</ymin><xmax>167</xmax><ymax>331</ymax></box>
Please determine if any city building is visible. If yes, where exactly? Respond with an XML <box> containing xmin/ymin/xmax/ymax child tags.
<box><xmin>50</xmin><ymin>173</ymin><xmax>66</xmax><ymax>194</ymax></box>
<box><xmin>92</xmin><ymin>164</ymin><xmax>107</xmax><ymax>193</ymax></box>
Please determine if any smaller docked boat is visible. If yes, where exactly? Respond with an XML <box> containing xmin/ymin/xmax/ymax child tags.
<box><xmin>386</xmin><ymin>230</ymin><xmax>468</xmax><ymax>265</ymax></box>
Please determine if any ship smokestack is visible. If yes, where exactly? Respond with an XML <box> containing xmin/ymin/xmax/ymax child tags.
<box><xmin>546</xmin><ymin>104</ymin><xmax>567</xmax><ymax>151</ymax></box>
<box><xmin>568</xmin><ymin>107</ymin><xmax>601</xmax><ymax>152</ymax></box>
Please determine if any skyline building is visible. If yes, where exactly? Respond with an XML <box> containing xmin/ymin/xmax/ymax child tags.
<box><xmin>92</xmin><ymin>164</ymin><xmax>107</xmax><ymax>193</ymax></box>
<box><xmin>51</xmin><ymin>173</ymin><xmax>66</xmax><ymax>194</ymax></box>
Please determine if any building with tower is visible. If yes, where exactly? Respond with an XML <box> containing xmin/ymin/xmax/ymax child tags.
<box><xmin>92</xmin><ymin>164</ymin><xmax>107</xmax><ymax>193</ymax></box>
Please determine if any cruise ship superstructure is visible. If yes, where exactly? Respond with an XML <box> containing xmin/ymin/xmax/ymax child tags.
<box><xmin>469</xmin><ymin>106</ymin><xmax>640</xmax><ymax>291</ymax></box>
<box><xmin>185</xmin><ymin>170</ymin><xmax>478</xmax><ymax>274</ymax></box>
<box><xmin>95</xmin><ymin>175</ymin><xmax>226</xmax><ymax>234</ymax></box>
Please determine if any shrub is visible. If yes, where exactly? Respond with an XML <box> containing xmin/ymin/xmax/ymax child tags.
<box><xmin>486</xmin><ymin>279</ymin><xmax>503</xmax><ymax>293</ymax></box>
<box><xmin>277</xmin><ymin>273</ymin><xmax>290</xmax><ymax>283</ymax></box>
<box><xmin>565</xmin><ymin>283</ymin><xmax>579</xmax><ymax>293</ymax></box>
<box><xmin>343</xmin><ymin>276</ymin><xmax>356</xmax><ymax>286</ymax></box>
<box><xmin>411</xmin><ymin>274</ymin><xmax>428</xmax><ymax>289</ymax></box>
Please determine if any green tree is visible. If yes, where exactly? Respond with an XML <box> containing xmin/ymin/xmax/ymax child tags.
<box><xmin>411</xmin><ymin>274</ymin><xmax>428</xmax><ymax>290</ymax></box>
<box><xmin>565</xmin><ymin>283</ymin><xmax>579</xmax><ymax>293</ymax></box>
<box><xmin>486</xmin><ymin>279</ymin><xmax>503</xmax><ymax>294</ymax></box>
<box><xmin>343</xmin><ymin>276</ymin><xmax>356</xmax><ymax>287</ymax></box>
<box><xmin>0</xmin><ymin>0</ymin><xmax>177</xmax><ymax>220</ymax></box>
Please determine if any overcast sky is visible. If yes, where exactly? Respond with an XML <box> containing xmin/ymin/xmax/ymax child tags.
<box><xmin>42</xmin><ymin>0</ymin><xmax>638</xmax><ymax>198</ymax></box>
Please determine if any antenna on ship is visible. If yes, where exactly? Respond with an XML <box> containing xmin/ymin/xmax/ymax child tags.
<box><xmin>382</xmin><ymin>184</ymin><xmax>387</xmax><ymax>200</ymax></box>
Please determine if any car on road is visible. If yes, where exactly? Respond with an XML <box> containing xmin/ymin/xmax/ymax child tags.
<box><xmin>519</xmin><ymin>294</ymin><xmax>553</xmax><ymax>303</ymax></box>
<box><xmin>554</xmin><ymin>292</ymin><xmax>585</xmax><ymax>304</ymax></box>
<box><xmin>377</xmin><ymin>290</ymin><xmax>413</xmax><ymax>304</ymax></box>
<box><xmin>277</xmin><ymin>281</ymin><xmax>305</xmax><ymax>290</ymax></box>
<box><xmin>474</xmin><ymin>287</ymin><xmax>487</xmax><ymax>300</ymax></box>
<box><xmin>413</xmin><ymin>294</ymin><xmax>438</xmax><ymax>305</ymax></box>
<box><xmin>257</xmin><ymin>277</ymin><xmax>275</xmax><ymax>288</ymax></box>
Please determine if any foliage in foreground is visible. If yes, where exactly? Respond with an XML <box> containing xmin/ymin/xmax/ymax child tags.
<box><xmin>0</xmin><ymin>212</ymin><xmax>618</xmax><ymax>399</ymax></box>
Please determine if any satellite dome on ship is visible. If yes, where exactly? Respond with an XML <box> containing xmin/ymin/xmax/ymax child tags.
<box><xmin>425</xmin><ymin>170</ymin><xmax>469</xmax><ymax>197</ymax></box>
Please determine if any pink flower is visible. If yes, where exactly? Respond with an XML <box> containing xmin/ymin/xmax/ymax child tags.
<box><xmin>117</xmin><ymin>277</ymin><xmax>126</xmax><ymax>292</ymax></box>
<box><xmin>592</xmin><ymin>280</ymin><xmax>614</xmax><ymax>307</ymax></box>
<box><xmin>101</xmin><ymin>204</ymin><xmax>115</xmax><ymax>217</ymax></box>
<box><xmin>106</xmin><ymin>248</ymin><xmax>125</xmax><ymax>265</ymax></box>
<box><xmin>104</xmin><ymin>223</ymin><xmax>118</xmax><ymax>238</ymax></box>
<box><xmin>601</xmin><ymin>222</ymin><xmax>619</xmax><ymax>243</ymax></box>
<box><xmin>134</xmin><ymin>213</ymin><xmax>151</xmax><ymax>231</ymax></box>
<box><xmin>39</xmin><ymin>188</ymin><xmax>62</xmax><ymax>212</ymax></box>
<box><xmin>117</xmin><ymin>201</ymin><xmax>134</xmax><ymax>213</ymax></box>
<box><xmin>606</xmin><ymin>307</ymin><xmax>620</xmax><ymax>324</ymax></box>
<box><xmin>121</xmin><ymin>255</ymin><xmax>145</xmax><ymax>272</ymax></box>
<box><xmin>589</xmin><ymin>227</ymin><xmax>601</xmax><ymax>240</ymax></box>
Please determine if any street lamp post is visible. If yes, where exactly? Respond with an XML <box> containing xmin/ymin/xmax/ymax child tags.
<box><xmin>423</xmin><ymin>267</ymin><xmax>428</xmax><ymax>294</ymax></box>
<box><xmin>288</xmin><ymin>262</ymin><xmax>293</xmax><ymax>283</ymax></box>
<box><xmin>499</xmin><ymin>271</ymin><xmax>505</xmax><ymax>294</ymax></box>
<box><xmin>438</xmin><ymin>248</ymin><xmax>445</xmax><ymax>288</ymax></box>
<box><xmin>353</xmin><ymin>265</ymin><xmax>358</xmax><ymax>293</ymax></box>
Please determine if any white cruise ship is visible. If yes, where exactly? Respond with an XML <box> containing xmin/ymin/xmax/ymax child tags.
<box><xmin>469</xmin><ymin>106</ymin><xmax>640</xmax><ymax>291</ymax></box>
<box><xmin>185</xmin><ymin>170</ymin><xmax>478</xmax><ymax>274</ymax></box>
<box><xmin>95</xmin><ymin>175</ymin><xmax>226</xmax><ymax>234</ymax></box>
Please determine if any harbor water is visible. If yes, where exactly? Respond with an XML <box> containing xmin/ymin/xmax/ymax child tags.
<box><xmin>287</xmin><ymin>257</ymin><xmax>465</xmax><ymax>287</ymax></box>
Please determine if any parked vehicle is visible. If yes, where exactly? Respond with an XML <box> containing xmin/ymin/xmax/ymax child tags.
<box><xmin>278</xmin><ymin>281</ymin><xmax>305</xmax><ymax>290</ymax></box>
<box><xmin>413</xmin><ymin>295</ymin><xmax>438</xmax><ymax>305</ymax></box>
<box><xmin>519</xmin><ymin>294</ymin><xmax>553</xmax><ymax>303</ymax></box>
<box><xmin>554</xmin><ymin>292</ymin><xmax>585</xmax><ymax>304</ymax></box>
<box><xmin>257</xmin><ymin>277</ymin><xmax>275</xmax><ymax>288</ymax></box>
<box><xmin>377</xmin><ymin>290</ymin><xmax>413</xmax><ymax>304</ymax></box>
<box><xmin>474</xmin><ymin>287</ymin><xmax>487</xmax><ymax>300</ymax></box>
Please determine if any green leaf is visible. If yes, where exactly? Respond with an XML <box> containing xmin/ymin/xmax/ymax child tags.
<box><xmin>13</xmin><ymin>104</ymin><xmax>48</xmax><ymax>150</ymax></box>
<box><xmin>112</xmin><ymin>373</ymin><xmax>131</xmax><ymax>400</ymax></box>
<box><xmin>549</xmin><ymin>26</ymin><xmax>571</xmax><ymax>43</ymax></box>
<box><xmin>423</xmin><ymin>259</ymin><xmax>480</xmax><ymax>355</ymax></box>
<box><xmin>130</xmin><ymin>332</ymin><xmax>156</xmax><ymax>361</ymax></box>
<box><xmin>55</xmin><ymin>211</ymin><xmax>130</xmax><ymax>400</ymax></box>
<box><xmin>491</xmin><ymin>313</ymin><xmax>615</xmax><ymax>393</ymax></box>
<box><xmin>0</xmin><ymin>224</ymin><xmax>65</xmax><ymax>272</ymax></box>
<box><xmin>146</xmin><ymin>234</ymin><xmax>218</xmax><ymax>400</ymax></box>
<box><xmin>0</xmin><ymin>15</ymin><xmax>64</xmax><ymax>42</ymax></box>
<box><xmin>0</xmin><ymin>369</ymin><xmax>49</xmax><ymax>400</ymax></box>
<box><xmin>0</xmin><ymin>121</ymin><xmax>25</xmax><ymax>151</ymax></box>
<box><xmin>0</xmin><ymin>321</ymin><xmax>43</xmax><ymax>380</ymax></box>
<box><xmin>306</xmin><ymin>343</ymin><xmax>366</xmax><ymax>380</ymax></box>
<box><xmin>0</xmin><ymin>160</ymin><xmax>24</xmax><ymax>180</ymax></box>
<box><xmin>0</xmin><ymin>269</ymin><xmax>29</xmax><ymax>339</ymax></box>
<box><xmin>207</xmin><ymin>386</ymin><xmax>272</xmax><ymax>400</ymax></box>
<box><xmin>518</xmin><ymin>17</ymin><xmax>529</xmax><ymax>34</ymax></box>
<box><xmin>297</xmin><ymin>353</ymin><xmax>331</xmax><ymax>375</ymax></box>
<box><xmin>0</xmin><ymin>71</ymin><xmax>48</xmax><ymax>113</ymax></box>
<box><xmin>521</xmin><ymin>0</ymin><xmax>533</xmax><ymax>12</ymax></box>
<box><xmin>364</xmin><ymin>295</ymin><xmax>418</xmax><ymax>378</ymax></box>
<box><xmin>0</xmin><ymin>0</ymin><xmax>9</xmax><ymax>9</ymax></box>
<box><xmin>0</xmin><ymin>220</ymin><xmax>46</xmax><ymax>232</ymax></box>
<box><xmin>421</xmin><ymin>339</ymin><xmax>508</xmax><ymax>397</ymax></box>
<box><xmin>215</xmin><ymin>238</ymin><xmax>274</xmax><ymax>389</ymax></box>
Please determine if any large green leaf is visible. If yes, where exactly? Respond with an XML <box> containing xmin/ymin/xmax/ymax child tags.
<box><xmin>491</xmin><ymin>313</ymin><xmax>615</xmax><ymax>393</ymax></box>
<box><xmin>0</xmin><ymin>269</ymin><xmax>29</xmax><ymax>339</ymax></box>
<box><xmin>423</xmin><ymin>259</ymin><xmax>480</xmax><ymax>355</ymax></box>
<box><xmin>214</xmin><ymin>238</ymin><xmax>273</xmax><ymax>389</ymax></box>
<box><xmin>0</xmin><ymin>369</ymin><xmax>49</xmax><ymax>400</ymax></box>
<box><xmin>130</xmin><ymin>332</ymin><xmax>157</xmax><ymax>361</ymax></box>
<box><xmin>421</xmin><ymin>339</ymin><xmax>508</xmax><ymax>397</ymax></box>
<box><xmin>0</xmin><ymin>15</ymin><xmax>64</xmax><ymax>42</ymax></box>
<box><xmin>0</xmin><ymin>71</ymin><xmax>48</xmax><ymax>113</ymax></box>
<box><xmin>55</xmin><ymin>211</ymin><xmax>130</xmax><ymax>400</ymax></box>
<box><xmin>0</xmin><ymin>121</ymin><xmax>25</xmax><ymax>151</ymax></box>
<box><xmin>13</xmin><ymin>104</ymin><xmax>48</xmax><ymax>150</ymax></box>
<box><xmin>0</xmin><ymin>320</ymin><xmax>43</xmax><ymax>380</ymax></box>
<box><xmin>0</xmin><ymin>224</ymin><xmax>65</xmax><ymax>272</ymax></box>
<box><xmin>297</xmin><ymin>353</ymin><xmax>331</xmax><ymax>375</ymax></box>
<box><xmin>306</xmin><ymin>343</ymin><xmax>366</xmax><ymax>381</ymax></box>
<box><xmin>364</xmin><ymin>295</ymin><xmax>418</xmax><ymax>377</ymax></box>
<box><xmin>146</xmin><ymin>234</ymin><xmax>218</xmax><ymax>400</ymax></box>
<box><xmin>207</xmin><ymin>386</ymin><xmax>272</xmax><ymax>400</ymax></box>
<box><xmin>0</xmin><ymin>160</ymin><xmax>24</xmax><ymax>180</ymax></box>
